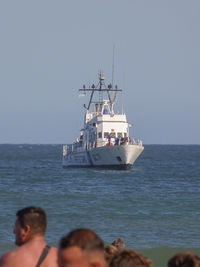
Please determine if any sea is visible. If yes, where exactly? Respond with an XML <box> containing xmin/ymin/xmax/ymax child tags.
<box><xmin>0</xmin><ymin>144</ymin><xmax>200</xmax><ymax>266</ymax></box>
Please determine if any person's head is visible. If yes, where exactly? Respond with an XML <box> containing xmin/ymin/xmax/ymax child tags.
<box><xmin>58</xmin><ymin>228</ymin><xmax>105</xmax><ymax>267</ymax></box>
<box><xmin>14</xmin><ymin>206</ymin><xmax>47</xmax><ymax>246</ymax></box>
<box><xmin>168</xmin><ymin>252</ymin><xmax>200</xmax><ymax>267</ymax></box>
<box><xmin>111</xmin><ymin>238</ymin><xmax>125</xmax><ymax>250</ymax></box>
<box><xmin>110</xmin><ymin>249</ymin><xmax>152</xmax><ymax>267</ymax></box>
<box><xmin>104</xmin><ymin>245</ymin><xmax>118</xmax><ymax>265</ymax></box>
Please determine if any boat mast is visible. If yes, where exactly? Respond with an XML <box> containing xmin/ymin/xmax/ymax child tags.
<box><xmin>79</xmin><ymin>72</ymin><xmax>122</xmax><ymax>111</ymax></box>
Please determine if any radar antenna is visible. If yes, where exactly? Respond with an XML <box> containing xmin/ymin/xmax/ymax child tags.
<box><xmin>78</xmin><ymin>71</ymin><xmax>122</xmax><ymax>111</ymax></box>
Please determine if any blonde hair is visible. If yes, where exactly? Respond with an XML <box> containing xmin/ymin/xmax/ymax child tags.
<box><xmin>104</xmin><ymin>245</ymin><xmax>118</xmax><ymax>264</ymax></box>
<box><xmin>110</xmin><ymin>249</ymin><xmax>152</xmax><ymax>267</ymax></box>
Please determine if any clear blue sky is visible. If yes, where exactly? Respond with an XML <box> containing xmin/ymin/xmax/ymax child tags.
<box><xmin>0</xmin><ymin>0</ymin><xmax>199</xmax><ymax>144</ymax></box>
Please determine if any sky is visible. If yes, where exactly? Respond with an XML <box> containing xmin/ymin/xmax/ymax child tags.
<box><xmin>0</xmin><ymin>0</ymin><xmax>199</xmax><ymax>144</ymax></box>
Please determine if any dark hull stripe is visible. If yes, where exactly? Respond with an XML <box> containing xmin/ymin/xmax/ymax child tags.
<box><xmin>63</xmin><ymin>164</ymin><xmax>132</xmax><ymax>170</ymax></box>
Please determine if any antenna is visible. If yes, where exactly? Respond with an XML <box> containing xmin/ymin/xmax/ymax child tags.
<box><xmin>112</xmin><ymin>45</ymin><xmax>115</xmax><ymax>87</ymax></box>
<box><xmin>110</xmin><ymin>45</ymin><xmax>118</xmax><ymax>108</ymax></box>
<box><xmin>122</xmin><ymin>72</ymin><xmax>125</xmax><ymax>114</ymax></box>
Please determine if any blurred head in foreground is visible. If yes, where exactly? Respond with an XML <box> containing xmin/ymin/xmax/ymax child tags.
<box><xmin>168</xmin><ymin>252</ymin><xmax>200</xmax><ymax>267</ymax></box>
<box><xmin>110</xmin><ymin>249</ymin><xmax>152</xmax><ymax>267</ymax></box>
<box><xmin>58</xmin><ymin>228</ymin><xmax>106</xmax><ymax>267</ymax></box>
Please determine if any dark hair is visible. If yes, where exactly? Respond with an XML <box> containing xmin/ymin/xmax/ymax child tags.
<box><xmin>59</xmin><ymin>228</ymin><xmax>104</xmax><ymax>251</ymax></box>
<box><xmin>16</xmin><ymin>206</ymin><xmax>47</xmax><ymax>235</ymax></box>
<box><xmin>168</xmin><ymin>252</ymin><xmax>200</xmax><ymax>267</ymax></box>
<box><xmin>110</xmin><ymin>249</ymin><xmax>152</xmax><ymax>267</ymax></box>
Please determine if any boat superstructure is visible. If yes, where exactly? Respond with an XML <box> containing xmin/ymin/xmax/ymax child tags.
<box><xmin>62</xmin><ymin>72</ymin><xmax>144</xmax><ymax>169</ymax></box>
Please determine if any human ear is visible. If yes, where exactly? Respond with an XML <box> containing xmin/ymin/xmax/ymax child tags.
<box><xmin>22</xmin><ymin>224</ymin><xmax>31</xmax><ymax>240</ymax></box>
<box><xmin>24</xmin><ymin>224</ymin><xmax>31</xmax><ymax>233</ymax></box>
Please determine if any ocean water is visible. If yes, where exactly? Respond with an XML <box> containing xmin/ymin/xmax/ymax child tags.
<box><xmin>0</xmin><ymin>144</ymin><xmax>200</xmax><ymax>266</ymax></box>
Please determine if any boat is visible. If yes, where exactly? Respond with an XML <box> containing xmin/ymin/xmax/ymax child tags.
<box><xmin>62</xmin><ymin>72</ymin><xmax>144</xmax><ymax>169</ymax></box>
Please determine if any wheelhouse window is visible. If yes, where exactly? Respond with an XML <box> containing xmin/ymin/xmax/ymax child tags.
<box><xmin>104</xmin><ymin>132</ymin><xmax>109</xmax><ymax>138</ymax></box>
<box><xmin>110</xmin><ymin>132</ymin><xmax>116</xmax><ymax>138</ymax></box>
<box><xmin>98</xmin><ymin>132</ymin><xmax>102</xmax><ymax>138</ymax></box>
<box><xmin>117</xmin><ymin>132</ymin><xmax>122</xmax><ymax>138</ymax></box>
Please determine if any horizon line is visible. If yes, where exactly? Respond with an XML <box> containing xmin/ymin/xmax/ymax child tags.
<box><xmin>0</xmin><ymin>143</ymin><xmax>200</xmax><ymax>146</ymax></box>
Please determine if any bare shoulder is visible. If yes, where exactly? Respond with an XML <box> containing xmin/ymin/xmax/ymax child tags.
<box><xmin>44</xmin><ymin>246</ymin><xmax>58</xmax><ymax>267</ymax></box>
<box><xmin>0</xmin><ymin>249</ymin><xmax>20</xmax><ymax>267</ymax></box>
<box><xmin>0</xmin><ymin>246</ymin><xmax>58</xmax><ymax>267</ymax></box>
<box><xmin>49</xmin><ymin>246</ymin><xmax>58</xmax><ymax>252</ymax></box>
<box><xmin>48</xmin><ymin>246</ymin><xmax>58</xmax><ymax>258</ymax></box>
<box><xmin>49</xmin><ymin>246</ymin><xmax>58</xmax><ymax>257</ymax></box>
<box><xmin>0</xmin><ymin>246</ymin><xmax>34</xmax><ymax>267</ymax></box>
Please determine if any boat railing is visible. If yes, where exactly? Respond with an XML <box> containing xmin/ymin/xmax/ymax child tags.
<box><xmin>63</xmin><ymin>145</ymin><xmax>68</xmax><ymax>156</ymax></box>
<box><xmin>130</xmin><ymin>138</ymin><xmax>143</xmax><ymax>146</ymax></box>
<box><xmin>63</xmin><ymin>138</ymin><xmax>143</xmax><ymax>155</ymax></box>
<box><xmin>96</xmin><ymin>138</ymin><xmax>143</xmax><ymax>148</ymax></box>
<box><xmin>63</xmin><ymin>141</ymin><xmax>83</xmax><ymax>155</ymax></box>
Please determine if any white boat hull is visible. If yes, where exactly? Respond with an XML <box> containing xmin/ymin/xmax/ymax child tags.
<box><xmin>62</xmin><ymin>144</ymin><xmax>144</xmax><ymax>169</ymax></box>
